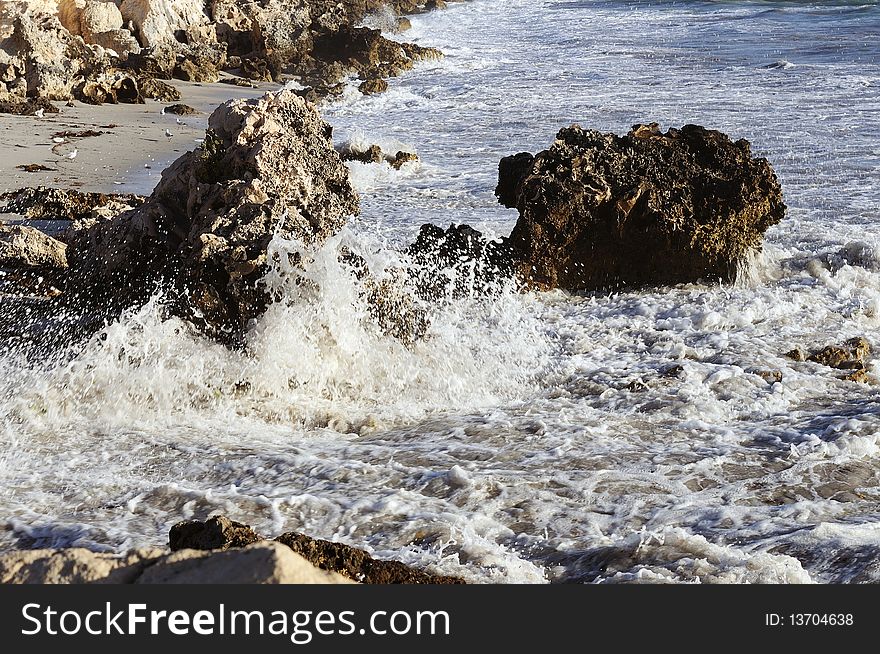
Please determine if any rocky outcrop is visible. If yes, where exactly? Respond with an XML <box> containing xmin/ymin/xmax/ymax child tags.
<box><xmin>339</xmin><ymin>141</ymin><xmax>419</xmax><ymax>169</ymax></box>
<box><xmin>502</xmin><ymin>123</ymin><xmax>786</xmax><ymax>291</ymax></box>
<box><xmin>119</xmin><ymin>0</ymin><xmax>209</xmax><ymax>48</ymax></box>
<box><xmin>787</xmin><ymin>337</ymin><xmax>875</xmax><ymax>384</ymax></box>
<box><xmin>276</xmin><ymin>532</ymin><xmax>464</xmax><ymax>584</ymax></box>
<box><xmin>0</xmin><ymin>186</ymin><xmax>146</xmax><ymax>222</ymax></box>
<box><xmin>169</xmin><ymin>515</ymin><xmax>262</xmax><ymax>551</ymax></box>
<box><xmin>1</xmin><ymin>1</ymin><xmax>455</xmax><ymax>109</ymax></box>
<box><xmin>65</xmin><ymin>89</ymin><xmax>359</xmax><ymax>344</ymax></box>
<box><xmin>168</xmin><ymin>515</ymin><xmax>465</xmax><ymax>584</ymax></box>
<box><xmin>0</xmin><ymin>543</ymin><xmax>352</xmax><ymax>584</ymax></box>
<box><xmin>0</xmin><ymin>224</ymin><xmax>67</xmax><ymax>271</ymax></box>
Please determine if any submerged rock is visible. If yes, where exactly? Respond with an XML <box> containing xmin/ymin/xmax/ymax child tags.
<box><xmin>65</xmin><ymin>89</ymin><xmax>359</xmax><ymax>345</ymax></box>
<box><xmin>502</xmin><ymin>123</ymin><xmax>786</xmax><ymax>291</ymax></box>
<box><xmin>339</xmin><ymin>141</ymin><xmax>419</xmax><ymax>169</ymax></box>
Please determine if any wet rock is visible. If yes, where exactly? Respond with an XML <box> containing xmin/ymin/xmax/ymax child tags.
<box><xmin>239</xmin><ymin>56</ymin><xmax>272</xmax><ymax>81</ymax></box>
<box><xmin>163</xmin><ymin>102</ymin><xmax>197</xmax><ymax>115</ymax></box>
<box><xmin>503</xmin><ymin>123</ymin><xmax>786</xmax><ymax>291</ymax></box>
<box><xmin>169</xmin><ymin>515</ymin><xmax>262</xmax><ymax>551</ymax></box>
<box><xmin>495</xmin><ymin>152</ymin><xmax>535</xmax><ymax>208</ymax></box>
<box><xmin>747</xmin><ymin>368</ymin><xmax>783</xmax><ymax>384</ymax></box>
<box><xmin>0</xmin><ymin>186</ymin><xmax>146</xmax><ymax>222</ymax></box>
<box><xmin>408</xmin><ymin>223</ymin><xmax>516</xmax><ymax>299</ymax></box>
<box><xmin>358</xmin><ymin>77</ymin><xmax>388</xmax><ymax>95</ymax></box>
<box><xmin>66</xmin><ymin>89</ymin><xmax>359</xmax><ymax>345</ymax></box>
<box><xmin>339</xmin><ymin>142</ymin><xmax>419</xmax><ymax>168</ymax></box>
<box><xmin>0</xmin><ymin>225</ymin><xmax>68</xmax><ymax>271</ymax></box>
<box><xmin>785</xmin><ymin>347</ymin><xmax>806</xmax><ymax>362</ymax></box>
<box><xmin>807</xmin><ymin>337</ymin><xmax>871</xmax><ymax>370</ymax></box>
<box><xmin>389</xmin><ymin>150</ymin><xmax>419</xmax><ymax>169</ymax></box>
<box><xmin>275</xmin><ymin>532</ymin><xmax>464</xmax><ymax>584</ymax></box>
<box><xmin>841</xmin><ymin>369</ymin><xmax>877</xmax><ymax>385</ymax></box>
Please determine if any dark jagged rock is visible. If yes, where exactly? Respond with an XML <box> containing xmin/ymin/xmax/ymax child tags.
<box><xmin>166</xmin><ymin>515</ymin><xmax>464</xmax><ymax>584</ymax></box>
<box><xmin>407</xmin><ymin>223</ymin><xmax>516</xmax><ymax>299</ymax></box>
<box><xmin>275</xmin><ymin>532</ymin><xmax>464</xmax><ymax>584</ymax></box>
<box><xmin>169</xmin><ymin>516</ymin><xmax>262</xmax><ymax>552</ymax></box>
<box><xmin>339</xmin><ymin>142</ymin><xmax>419</xmax><ymax>168</ymax></box>
<box><xmin>163</xmin><ymin>103</ymin><xmax>197</xmax><ymax>115</ymax></box>
<box><xmin>389</xmin><ymin>150</ymin><xmax>418</xmax><ymax>169</ymax></box>
<box><xmin>358</xmin><ymin>77</ymin><xmax>388</xmax><ymax>95</ymax></box>
<box><xmin>504</xmin><ymin>123</ymin><xmax>786</xmax><ymax>291</ymax></box>
<box><xmin>340</xmin><ymin>143</ymin><xmax>384</xmax><ymax>164</ymax></box>
<box><xmin>495</xmin><ymin>152</ymin><xmax>534</xmax><ymax>208</ymax></box>
<box><xmin>0</xmin><ymin>186</ymin><xmax>146</xmax><ymax>222</ymax></box>
<box><xmin>0</xmin><ymin>224</ymin><xmax>67</xmax><ymax>272</ymax></box>
<box><xmin>0</xmin><ymin>95</ymin><xmax>59</xmax><ymax>116</ymax></box>
<box><xmin>65</xmin><ymin>90</ymin><xmax>359</xmax><ymax>345</ymax></box>
<box><xmin>806</xmin><ymin>337</ymin><xmax>871</xmax><ymax>370</ymax></box>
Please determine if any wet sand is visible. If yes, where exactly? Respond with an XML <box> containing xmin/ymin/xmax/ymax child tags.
<box><xmin>0</xmin><ymin>78</ymin><xmax>278</xmax><ymax>201</ymax></box>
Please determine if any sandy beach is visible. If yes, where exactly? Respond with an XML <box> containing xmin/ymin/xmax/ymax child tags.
<box><xmin>1</xmin><ymin>78</ymin><xmax>277</xmax><ymax>200</ymax></box>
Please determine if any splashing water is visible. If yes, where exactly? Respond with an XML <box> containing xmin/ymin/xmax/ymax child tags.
<box><xmin>2</xmin><ymin>0</ymin><xmax>880</xmax><ymax>583</ymax></box>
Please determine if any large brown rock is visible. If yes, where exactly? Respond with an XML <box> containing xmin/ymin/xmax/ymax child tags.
<box><xmin>66</xmin><ymin>89</ymin><xmax>359</xmax><ymax>344</ymax></box>
<box><xmin>169</xmin><ymin>515</ymin><xmax>262</xmax><ymax>551</ymax></box>
<box><xmin>504</xmin><ymin>123</ymin><xmax>786</xmax><ymax>291</ymax></box>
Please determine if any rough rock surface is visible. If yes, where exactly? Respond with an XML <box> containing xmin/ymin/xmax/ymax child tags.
<box><xmin>167</xmin><ymin>515</ymin><xmax>464</xmax><ymax>584</ymax></box>
<box><xmin>0</xmin><ymin>186</ymin><xmax>146</xmax><ymax>222</ymax></box>
<box><xmin>276</xmin><ymin>531</ymin><xmax>465</xmax><ymax>584</ymax></box>
<box><xmin>0</xmin><ymin>224</ymin><xmax>67</xmax><ymax>271</ymax></box>
<box><xmin>120</xmin><ymin>0</ymin><xmax>209</xmax><ymax>48</ymax></box>
<box><xmin>504</xmin><ymin>123</ymin><xmax>786</xmax><ymax>291</ymax></box>
<box><xmin>136</xmin><ymin>543</ymin><xmax>353</xmax><ymax>584</ymax></box>
<box><xmin>495</xmin><ymin>152</ymin><xmax>534</xmax><ymax>209</ymax></box>
<box><xmin>66</xmin><ymin>89</ymin><xmax>359</xmax><ymax>344</ymax></box>
<box><xmin>339</xmin><ymin>141</ymin><xmax>419</xmax><ymax>169</ymax></box>
<box><xmin>1</xmin><ymin>1</ymin><xmax>454</xmax><ymax>108</ymax></box>
<box><xmin>169</xmin><ymin>515</ymin><xmax>262</xmax><ymax>551</ymax></box>
<box><xmin>0</xmin><ymin>543</ymin><xmax>352</xmax><ymax>584</ymax></box>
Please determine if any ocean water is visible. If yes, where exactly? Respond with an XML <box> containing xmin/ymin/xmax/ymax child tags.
<box><xmin>1</xmin><ymin>0</ymin><xmax>879</xmax><ymax>583</ymax></box>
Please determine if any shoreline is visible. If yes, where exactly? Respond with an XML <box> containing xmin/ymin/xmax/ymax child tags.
<box><xmin>0</xmin><ymin>78</ymin><xmax>279</xmax><ymax>200</ymax></box>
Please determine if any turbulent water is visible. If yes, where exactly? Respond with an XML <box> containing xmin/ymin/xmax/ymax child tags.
<box><xmin>2</xmin><ymin>0</ymin><xmax>880</xmax><ymax>583</ymax></box>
